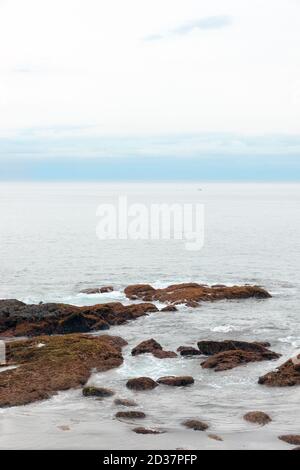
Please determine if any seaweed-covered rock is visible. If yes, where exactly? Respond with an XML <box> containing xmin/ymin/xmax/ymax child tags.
<box><xmin>201</xmin><ymin>349</ymin><xmax>279</xmax><ymax>372</ymax></box>
<box><xmin>126</xmin><ymin>377</ymin><xmax>158</xmax><ymax>391</ymax></box>
<box><xmin>82</xmin><ymin>386</ymin><xmax>115</xmax><ymax>398</ymax></box>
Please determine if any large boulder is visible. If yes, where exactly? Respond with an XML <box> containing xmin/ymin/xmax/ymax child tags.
<box><xmin>0</xmin><ymin>299</ymin><xmax>158</xmax><ymax>337</ymax></box>
<box><xmin>126</xmin><ymin>377</ymin><xmax>158</xmax><ymax>391</ymax></box>
<box><xmin>157</xmin><ymin>376</ymin><xmax>194</xmax><ymax>387</ymax></box>
<box><xmin>201</xmin><ymin>349</ymin><xmax>280</xmax><ymax>372</ymax></box>
<box><xmin>131</xmin><ymin>339</ymin><xmax>177</xmax><ymax>359</ymax></box>
<box><xmin>124</xmin><ymin>283</ymin><xmax>271</xmax><ymax>306</ymax></box>
<box><xmin>258</xmin><ymin>355</ymin><xmax>300</xmax><ymax>387</ymax></box>
<box><xmin>197</xmin><ymin>340</ymin><xmax>275</xmax><ymax>356</ymax></box>
<box><xmin>0</xmin><ymin>334</ymin><xmax>125</xmax><ymax>407</ymax></box>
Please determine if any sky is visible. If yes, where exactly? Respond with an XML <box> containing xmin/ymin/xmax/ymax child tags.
<box><xmin>0</xmin><ymin>0</ymin><xmax>300</xmax><ymax>180</ymax></box>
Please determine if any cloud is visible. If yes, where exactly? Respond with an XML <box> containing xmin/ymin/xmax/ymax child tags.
<box><xmin>144</xmin><ymin>15</ymin><xmax>232</xmax><ymax>41</ymax></box>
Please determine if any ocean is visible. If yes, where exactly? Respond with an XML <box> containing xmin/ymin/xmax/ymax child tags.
<box><xmin>0</xmin><ymin>182</ymin><xmax>299</xmax><ymax>449</ymax></box>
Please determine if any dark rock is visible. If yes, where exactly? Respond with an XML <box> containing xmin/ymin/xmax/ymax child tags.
<box><xmin>177</xmin><ymin>346</ymin><xmax>201</xmax><ymax>356</ymax></box>
<box><xmin>208</xmin><ymin>434</ymin><xmax>223</xmax><ymax>441</ymax></box>
<box><xmin>182</xmin><ymin>419</ymin><xmax>209</xmax><ymax>431</ymax></box>
<box><xmin>279</xmin><ymin>435</ymin><xmax>300</xmax><ymax>446</ymax></box>
<box><xmin>160</xmin><ymin>305</ymin><xmax>177</xmax><ymax>312</ymax></box>
<box><xmin>0</xmin><ymin>299</ymin><xmax>158</xmax><ymax>337</ymax></box>
<box><xmin>114</xmin><ymin>398</ymin><xmax>138</xmax><ymax>407</ymax></box>
<box><xmin>243</xmin><ymin>411</ymin><xmax>272</xmax><ymax>426</ymax></box>
<box><xmin>80</xmin><ymin>286</ymin><xmax>114</xmax><ymax>294</ymax></box>
<box><xmin>132</xmin><ymin>427</ymin><xmax>165</xmax><ymax>434</ymax></box>
<box><xmin>157</xmin><ymin>376</ymin><xmax>194</xmax><ymax>387</ymax></box>
<box><xmin>82</xmin><ymin>386</ymin><xmax>115</xmax><ymax>397</ymax></box>
<box><xmin>0</xmin><ymin>334</ymin><xmax>125</xmax><ymax>407</ymax></box>
<box><xmin>124</xmin><ymin>283</ymin><xmax>271</xmax><ymax>307</ymax></box>
<box><xmin>115</xmin><ymin>411</ymin><xmax>146</xmax><ymax>419</ymax></box>
<box><xmin>197</xmin><ymin>340</ymin><xmax>276</xmax><ymax>356</ymax></box>
<box><xmin>201</xmin><ymin>349</ymin><xmax>280</xmax><ymax>372</ymax></box>
<box><xmin>126</xmin><ymin>377</ymin><xmax>158</xmax><ymax>391</ymax></box>
<box><xmin>131</xmin><ymin>339</ymin><xmax>177</xmax><ymax>359</ymax></box>
<box><xmin>258</xmin><ymin>355</ymin><xmax>300</xmax><ymax>387</ymax></box>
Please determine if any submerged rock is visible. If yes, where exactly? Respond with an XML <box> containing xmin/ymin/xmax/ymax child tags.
<box><xmin>182</xmin><ymin>419</ymin><xmax>209</xmax><ymax>431</ymax></box>
<box><xmin>197</xmin><ymin>340</ymin><xmax>275</xmax><ymax>356</ymax></box>
<box><xmin>279</xmin><ymin>435</ymin><xmax>300</xmax><ymax>446</ymax></box>
<box><xmin>258</xmin><ymin>355</ymin><xmax>300</xmax><ymax>387</ymax></box>
<box><xmin>126</xmin><ymin>377</ymin><xmax>158</xmax><ymax>391</ymax></box>
<box><xmin>82</xmin><ymin>386</ymin><xmax>115</xmax><ymax>398</ymax></box>
<box><xmin>114</xmin><ymin>398</ymin><xmax>138</xmax><ymax>407</ymax></box>
<box><xmin>124</xmin><ymin>283</ymin><xmax>271</xmax><ymax>306</ymax></box>
<box><xmin>0</xmin><ymin>334</ymin><xmax>125</xmax><ymax>407</ymax></box>
<box><xmin>208</xmin><ymin>434</ymin><xmax>223</xmax><ymax>441</ymax></box>
<box><xmin>80</xmin><ymin>286</ymin><xmax>114</xmax><ymax>294</ymax></box>
<box><xmin>131</xmin><ymin>339</ymin><xmax>177</xmax><ymax>359</ymax></box>
<box><xmin>0</xmin><ymin>299</ymin><xmax>158</xmax><ymax>337</ymax></box>
<box><xmin>201</xmin><ymin>349</ymin><xmax>279</xmax><ymax>372</ymax></box>
<box><xmin>243</xmin><ymin>411</ymin><xmax>272</xmax><ymax>426</ymax></box>
<box><xmin>132</xmin><ymin>427</ymin><xmax>165</xmax><ymax>434</ymax></box>
<box><xmin>115</xmin><ymin>411</ymin><xmax>146</xmax><ymax>419</ymax></box>
<box><xmin>157</xmin><ymin>376</ymin><xmax>194</xmax><ymax>387</ymax></box>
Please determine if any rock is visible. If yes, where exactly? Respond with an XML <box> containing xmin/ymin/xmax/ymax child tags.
<box><xmin>182</xmin><ymin>419</ymin><xmax>209</xmax><ymax>431</ymax></box>
<box><xmin>0</xmin><ymin>299</ymin><xmax>158</xmax><ymax>337</ymax></box>
<box><xmin>177</xmin><ymin>346</ymin><xmax>202</xmax><ymax>356</ymax></box>
<box><xmin>114</xmin><ymin>398</ymin><xmax>138</xmax><ymax>407</ymax></box>
<box><xmin>124</xmin><ymin>283</ymin><xmax>271</xmax><ymax>307</ymax></box>
<box><xmin>279</xmin><ymin>435</ymin><xmax>300</xmax><ymax>446</ymax></box>
<box><xmin>58</xmin><ymin>425</ymin><xmax>70</xmax><ymax>431</ymax></box>
<box><xmin>132</xmin><ymin>427</ymin><xmax>165</xmax><ymax>434</ymax></box>
<box><xmin>160</xmin><ymin>305</ymin><xmax>177</xmax><ymax>312</ymax></box>
<box><xmin>0</xmin><ymin>334</ymin><xmax>125</xmax><ymax>407</ymax></box>
<box><xmin>80</xmin><ymin>286</ymin><xmax>114</xmax><ymax>294</ymax></box>
<box><xmin>208</xmin><ymin>434</ymin><xmax>223</xmax><ymax>441</ymax></box>
<box><xmin>131</xmin><ymin>339</ymin><xmax>177</xmax><ymax>359</ymax></box>
<box><xmin>197</xmin><ymin>340</ymin><xmax>276</xmax><ymax>356</ymax></box>
<box><xmin>258</xmin><ymin>356</ymin><xmax>300</xmax><ymax>387</ymax></box>
<box><xmin>201</xmin><ymin>349</ymin><xmax>280</xmax><ymax>372</ymax></box>
<box><xmin>115</xmin><ymin>411</ymin><xmax>146</xmax><ymax>419</ymax></box>
<box><xmin>243</xmin><ymin>412</ymin><xmax>272</xmax><ymax>426</ymax></box>
<box><xmin>126</xmin><ymin>377</ymin><xmax>158</xmax><ymax>391</ymax></box>
<box><xmin>82</xmin><ymin>386</ymin><xmax>115</xmax><ymax>398</ymax></box>
<box><xmin>157</xmin><ymin>376</ymin><xmax>194</xmax><ymax>387</ymax></box>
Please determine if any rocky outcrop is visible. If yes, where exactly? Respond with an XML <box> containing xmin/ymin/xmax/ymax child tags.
<box><xmin>197</xmin><ymin>340</ymin><xmax>274</xmax><ymax>356</ymax></box>
<box><xmin>131</xmin><ymin>339</ymin><xmax>177</xmax><ymax>359</ymax></box>
<box><xmin>201</xmin><ymin>349</ymin><xmax>280</xmax><ymax>372</ymax></box>
<box><xmin>124</xmin><ymin>283</ymin><xmax>271</xmax><ymax>306</ymax></box>
<box><xmin>243</xmin><ymin>411</ymin><xmax>272</xmax><ymax>426</ymax></box>
<box><xmin>157</xmin><ymin>376</ymin><xmax>194</xmax><ymax>387</ymax></box>
<box><xmin>279</xmin><ymin>435</ymin><xmax>300</xmax><ymax>446</ymax></box>
<box><xmin>115</xmin><ymin>411</ymin><xmax>146</xmax><ymax>419</ymax></box>
<box><xmin>80</xmin><ymin>286</ymin><xmax>114</xmax><ymax>294</ymax></box>
<box><xmin>0</xmin><ymin>334</ymin><xmax>125</xmax><ymax>407</ymax></box>
<box><xmin>182</xmin><ymin>419</ymin><xmax>209</xmax><ymax>431</ymax></box>
<box><xmin>0</xmin><ymin>299</ymin><xmax>158</xmax><ymax>337</ymax></box>
<box><xmin>177</xmin><ymin>346</ymin><xmax>202</xmax><ymax>356</ymax></box>
<box><xmin>258</xmin><ymin>355</ymin><xmax>300</xmax><ymax>387</ymax></box>
<box><xmin>82</xmin><ymin>386</ymin><xmax>115</xmax><ymax>397</ymax></box>
<box><xmin>126</xmin><ymin>377</ymin><xmax>158</xmax><ymax>391</ymax></box>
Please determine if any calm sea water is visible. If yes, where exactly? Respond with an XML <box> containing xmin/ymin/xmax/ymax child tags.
<box><xmin>0</xmin><ymin>182</ymin><xmax>299</xmax><ymax>449</ymax></box>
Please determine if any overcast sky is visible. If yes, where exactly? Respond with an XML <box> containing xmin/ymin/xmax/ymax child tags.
<box><xmin>0</xmin><ymin>0</ymin><xmax>299</xmax><ymax>179</ymax></box>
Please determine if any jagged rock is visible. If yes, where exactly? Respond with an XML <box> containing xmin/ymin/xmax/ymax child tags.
<box><xmin>115</xmin><ymin>411</ymin><xmax>146</xmax><ymax>419</ymax></box>
<box><xmin>279</xmin><ymin>435</ymin><xmax>300</xmax><ymax>446</ymax></box>
<box><xmin>0</xmin><ymin>334</ymin><xmax>125</xmax><ymax>407</ymax></box>
<box><xmin>258</xmin><ymin>355</ymin><xmax>300</xmax><ymax>387</ymax></box>
<box><xmin>124</xmin><ymin>283</ymin><xmax>271</xmax><ymax>306</ymax></box>
<box><xmin>126</xmin><ymin>377</ymin><xmax>158</xmax><ymax>391</ymax></box>
<box><xmin>243</xmin><ymin>411</ymin><xmax>272</xmax><ymax>426</ymax></box>
<box><xmin>132</xmin><ymin>427</ymin><xmax>165</xmax><ymax>434</ymax></box>
<box><xmin>157</xmin><ymin>376</ymin><xmax>194</xmax><ymax>386</ymax></box>
<box><xmin>114</xmin><ymin>398</ymin><xmax>138</xmax><ymax>407</ymax></box>
<box><xmin>0</xmin><ymin>299</ymin><xmax>158</xmax><ymax>337</ymax></box>
<box><xmin>80</xmin><ymin>286</ymin><xmax>114</xmax><ymax>294</ymax></box>
<box><xmin>82</xmin><ymin>386</ymin><xmax>115</xmax><ymax>397</ymax></box>
<box><xmin>201</xmin><ymin>349</ymin><xmax>279</xmax><ymax>372</ymax></box>
<box><xmin>177</xmin><ymin>346</ymin><xmax>202</xmax><ymax>356</ymax></box>
<box><xmin>131</xmin><ymin>339</ymin><xmax>177</xmax><ymax>359</ymax></box>
<box><xmin>197</xmin><ymin>340</ymin><xmax>275</xmax><ymax>356</ymax></box>
<box><xmin>182</xmin><ymin>419</ymin><xmax>209</xmax><ymax>431</ymax></box>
